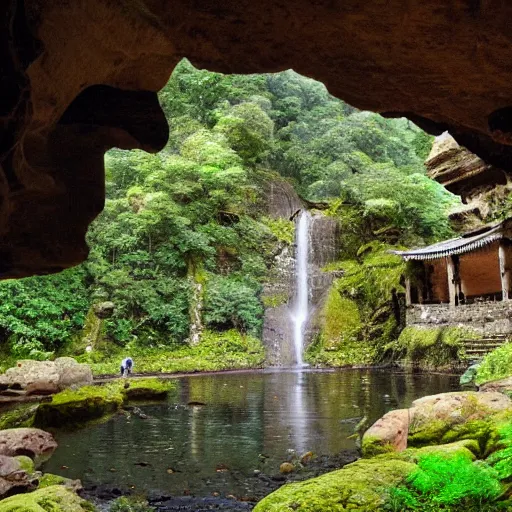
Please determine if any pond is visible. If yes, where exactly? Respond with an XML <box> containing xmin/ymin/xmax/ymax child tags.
<box><xmin>42</xmin><ymin>369</ymin><xmax>459</xmax><ymax>510</ymax></box>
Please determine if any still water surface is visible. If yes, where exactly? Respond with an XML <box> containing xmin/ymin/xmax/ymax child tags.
<box><xmin>43</xmin><ymin>369</ymin><xmax>458</xmax><ymax>498</ymax></box>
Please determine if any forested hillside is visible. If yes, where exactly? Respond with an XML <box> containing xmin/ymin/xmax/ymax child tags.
<box><xmin>0</xmin><ymin>61</ymin><xmax>457</xmax><ymax>372</ymax></box>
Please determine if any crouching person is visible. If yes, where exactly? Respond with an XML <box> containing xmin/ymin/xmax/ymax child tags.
<box><xmin>120</xmin><ymin>357</ymin><xmax>134</xmax><ymax>377</ymax></box>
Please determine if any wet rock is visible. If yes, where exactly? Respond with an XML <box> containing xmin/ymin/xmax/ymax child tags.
<box><xmin>0</xmin><ymin>429</ymin><xmax>57</xmax><ymax>464</ymax></box>
<box><xmin>299</xmin><ymin>452</ymin><xmax>313</xmax><ymax>465</ymax></box>
<box><xmin>279</xmin><ymin>463</ymin><xmax>294</xmax><ymax>474</ymax></box>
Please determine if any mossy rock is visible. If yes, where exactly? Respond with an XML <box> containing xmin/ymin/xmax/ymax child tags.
<box><xmin>38</xmin><ymin>473</ymin><xmax>82</xmax><ymax>492</ymax></box>
<box><xmin>0</xmin><ymin>485</ymin><xmax>93</xmax><ymax>512</ymax></box>
<box><xmin>0</xmin><ymin>405</ymin><xmax>38</xmax><ymax>430</ymax></box>
<box><xmin>122</xmin><ymin>378</ymin><xmax>175</xmax><ymax>401</ymax></box>
<box><xmin>14</xmin><ymin>455</ymin><xmax>35</xmax><ymax>475</ymax></box>
<box><xmin>34</xmin><ymin>384</ymin><xmax>124</xmax><ymax>428</ymax></box>
<box><xmin>253</xmin><ymin>458</ymin><xmax>415</xmax><ymax>512</ymax></box>
<box><xmin>396</xmin><ymin>325</ymin><xmax>480</xmax><ymax>369</ymax></box>
<box><xmin>374</xmin><ymin>439</ymin><xmax>479</xmax><ymax>463</ymax></box>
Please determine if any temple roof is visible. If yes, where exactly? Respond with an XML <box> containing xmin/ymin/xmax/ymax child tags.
<box><xmin>393</xmin><ymin>219</ymin><xmax>512</xmax><ymax>261</ymax></box>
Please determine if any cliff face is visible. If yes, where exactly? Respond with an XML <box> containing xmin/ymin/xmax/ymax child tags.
<box><xmin>261</xmin><ymin>181</ymin><xmax>339</xmax><ymax>366</ymax></box>
<box><xmin>5</xmin><ymin>1</ymin><xmax>512</xmax><ymax>276</ymax></box>
<box><xmin>426</xmin><ymin>132</ymin><xmax>512</xmax><ymax>229</ymax></box>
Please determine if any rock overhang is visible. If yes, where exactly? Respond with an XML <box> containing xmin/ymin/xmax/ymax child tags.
<box><xmin>4</xmin><ymin>0</ymin><xmax>512</xmax><ymax>277</ymax></box>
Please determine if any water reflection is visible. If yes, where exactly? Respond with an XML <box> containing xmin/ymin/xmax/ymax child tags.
<box><xmin>43</xmin><ymin>369</ymin><xmax>458</xmax><ymax>497</ymax></box>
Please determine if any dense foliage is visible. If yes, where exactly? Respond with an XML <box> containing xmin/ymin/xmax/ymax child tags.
<box><xmin>0</xmin><ymin>60</ymin><xmax>457</xmax><ymax>368</ymax></box>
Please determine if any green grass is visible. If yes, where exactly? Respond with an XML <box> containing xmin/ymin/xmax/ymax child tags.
<box><xmin>75</xmin><ymin>329</ymin><xmax>265</xmax><ymax>376</ymax></box>
<box><xmin>476</xmin><ymin>342</ymin><xmax>512</xmax><ymax>385</ymax></box>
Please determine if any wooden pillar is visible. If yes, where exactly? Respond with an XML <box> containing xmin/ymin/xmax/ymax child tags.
<box><xmin>446</xmin><ymin>256</ymin><xmax>456</xmax><ymax>307</ymax></box>
<box><xmin>499</xmin><ymin>242</ymin><xmax>510</xmax><ymax>301</ymax></box>
<box><xmin>405</xmin><ymin>277</ymin><xmax>412</xmax><ymax>306</ymax></box>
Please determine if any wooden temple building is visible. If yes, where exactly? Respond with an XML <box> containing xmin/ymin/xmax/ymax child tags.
<box><xmin>391</xmin><ymin>219</ymin><xmax>512</xmax><ymax>344</ymax></box>
<box><xmin>394</xmin><ymin>219</ymin><xmax>512</xmax><ymax>308</ymax></box>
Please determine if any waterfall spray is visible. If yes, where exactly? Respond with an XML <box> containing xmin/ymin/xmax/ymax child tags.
<box><xmin>292</xmin><ymin>210</ymin><xmax>310</xmax><ymax>367</ymax></box>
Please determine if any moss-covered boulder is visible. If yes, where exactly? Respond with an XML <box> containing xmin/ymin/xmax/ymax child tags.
<box><xmin>0</xmin><ymin>404</ymin><xmax>38</xmax><ymax>430</ymax></box>
<box><xmin>254</xmin><ymin>458</ymin><xmax>415</xmax><ymax>512</ymax></box>
<box><xmin>34</xmin><ymin>384</ymin><xmax>124</xmax><ymax>428</ymax></box>
<box><xmin>374</xmin><ymin>439</ymin><xmax>479</xmax><ymax>463</ymax></box>
<box><xmin>38</xmin><ymin>474</ymin><xmax>82</xmax><ymax>492</ymax></box>
<box><xmin>0</xmin><ymin>485</ymin><xmax>93</xmax><ymax>512</ymax></box>
<box><xmin>408</xmin><ymin>391</ymin><xmax>511</xmax><ymax>455</ymax></box>
<box><xmin>121</xmin><ymin>378</ymin><xmax>175</xmax><ymax>401</ymax></box>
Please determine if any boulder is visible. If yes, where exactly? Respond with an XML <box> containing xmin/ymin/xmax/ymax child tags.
<box><xmin>254</xmin><ymin>458</ymin><xmax>415</xmax><ymax>511</ymax></box>
<box><xmin>0</xmin><ymin>485</ymin><xmax>92</xmax><ymax>512</ymax></box>
<box><xmin>0</xmin><ymin>455</ymin><xmax>38</xmax><ymax>499</ymax></box>
<box><xmin>34</xmin><ymin>385</ymin><xmax>124</xmax><ymax>429</ymax></box>
<box><xmin>0</xmin><ymin>359</ymin><xmax>92</xmax><ymax>397</ymax></box>
<box><xmin>0</xmin><ymin>429</ymin><xmax>57</xmax><ymax>464</ymax></box>
<box><xmin>362</xmin><ymin>409</ymin><xmax>409</xmax><ymax>457</ymax></box>
<box><xmin>408</xmin><ymin>391</ymin><xmax>511</xmax><ymax>450</ymax></box>
<box><xmin>362</xmin><ymin>391</ymin><xmax>512</xmax><ymax>458</ymax></box>
<box><xmin>0</xmin><ymin>454</ymin><xmax>38</xmax><ymax>499</ymax></box>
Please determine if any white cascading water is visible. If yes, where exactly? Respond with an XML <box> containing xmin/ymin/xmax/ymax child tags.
<box><xmin>292</xmin><ymin>210</ymin><xmax>310</xmax><ymax>367</ymax></box>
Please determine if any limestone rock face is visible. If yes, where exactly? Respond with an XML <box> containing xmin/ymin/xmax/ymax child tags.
<box><xmin>426</xmin><ymin>132</ymin><xmax>509</xmax><ymax>204</ymax></box>
<box><xmin>0</xmin><ymin>428</ymin><xmax>57</xmax><ymax>463</ymax></box>
<box><xmin>0</xmin><ymin>359</ymin><xmax>93</xmax><ymax>396</ymax></box>
<box><xmin>5</xmin><ymin>2</ymin><xmax>512</xmax><ymax>277</ymax></box>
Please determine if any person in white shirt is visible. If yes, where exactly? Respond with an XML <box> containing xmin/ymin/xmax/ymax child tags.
<box><xmin>120</xmin><ymin>357</ymin><xmax>133</xmax><ymax>377</ymax></box>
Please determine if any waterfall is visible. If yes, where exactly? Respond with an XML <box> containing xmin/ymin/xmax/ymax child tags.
<box><xmin>292</xmin><ymin>210</ymin><xmax>310</xmax><ymax>366</ymax></box>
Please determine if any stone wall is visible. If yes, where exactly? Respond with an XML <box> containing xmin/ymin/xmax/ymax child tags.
<box><xmin>407</xmin><ymin>302</ymin><xmax>512</xmax><ymax>335</ymax></box>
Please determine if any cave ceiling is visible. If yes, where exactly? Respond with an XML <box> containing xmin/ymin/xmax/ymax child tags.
<box><xmin>3</xmin><ymin>0</ymin><xmax>512</xmax><ymax>277</ymax></box>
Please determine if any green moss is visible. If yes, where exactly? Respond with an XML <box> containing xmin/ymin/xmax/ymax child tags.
<box><xmin>34</xmin><ymin>384</ymin><xmax>124</xmax><ymax>429</ymax></box>
<box><xmin>396</xmin><ymin>326</ymin><xmax>480</xmax><ymax>369</ymax></box>
<box><xmin>261</xmin><ymin>293</ymin><xmax>288</xmax><ymax>308</ymax></box>
<box><xmin>321</xmin><ymin>290</ymin><xmax>361</xmax><ymax>347</ymax></box>
<box><xmin>38</xmin><ymin>474</ymin><xmax>69</xmax><ymax>489</ymax></box>
<box><xmin>254</xmin><ymin>458</ymin><xmax>416</xmax><ymax>512</ymax></box>
<box><xmin>305</xmin><ymin>288</ymin><xmax>374</xmax><ymax>367</ymax></box>
<box><xmin>0</xmin><ymin>485</ymin><xmax>94</xmax><ymax>512</ymax></box>
<box><xmin>32</xmin><ymin>379</ymin><xmax>176</xmax><ymax>428</ymax></box>
<box><xmin>374</xmin><ymin>440</ymin><xmax>479</xmax><ymax>464</ymax></box>
<box><xmin>261</xmin><ymin>217</ymin><xmax>295</xmax><ymax>245</ymax></box>
<box><xmin>15</xmin><ymin>455</ymin><xmax>35</xmax><ymax>474</ymax></box>
<box><xmin>362</xmin><ymin>436</ymin><xmax>396</xmax><ymax>458</ymax></box>
<box><xmin>122</xmin><ymin>378</ymin><xmax>176</xmax><ymax>401</ymax></box>
<box><xmin>0</xmin><ymin>404</ymin><xmax>37</xmax><ymax>430</ymax></box>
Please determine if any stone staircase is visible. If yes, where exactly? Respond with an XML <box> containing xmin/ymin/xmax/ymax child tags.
<box><xmin>462</xmin><ymin>334</ymin><xmax>510</xmax><ymax>360</ymax></box>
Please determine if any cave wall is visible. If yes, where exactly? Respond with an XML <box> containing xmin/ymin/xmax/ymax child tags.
<box><xmin>5</xmin><ymin>0</ymin><xmax>512</xmax><ymax>276</ymax></box>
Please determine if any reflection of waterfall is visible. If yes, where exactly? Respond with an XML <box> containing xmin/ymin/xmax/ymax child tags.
<box><xmin>291</xmin><ymin>211</ymin><xmax>310</xmax><ymax>366</ymax></box>
<box><xmin>291</xmin><ymin>371</ymin><xmax>308</xmax><ymax>454</ymax></box>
